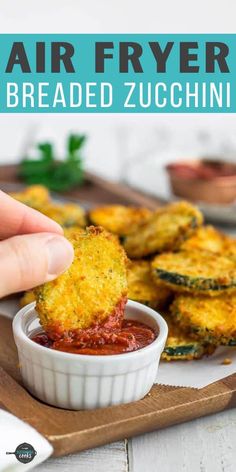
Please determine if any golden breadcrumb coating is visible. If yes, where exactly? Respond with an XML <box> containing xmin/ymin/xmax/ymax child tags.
<box><xmin>19</xmin><ymin>290</ymin><xmax>36</xmax><ymax>307</ymax></box>
<box><xmin>161</xmin><ymin>313</ymin><xmax>215</xmax><ymax>361</ymax></box>
<box><xmin>10</xmin><ymin>185</ymin><xmax>50</xmax><ymax>209</ymax></box>
<box><xmin>181</xmin><ymin>225</ymin><xmax>236</xmax><ymax>257</ymax></box>
<box><xmin>171</xmin><ymin>293</ymin><xmax>236</xmax><ymax>345</ymax></box>
<box><xmin>124</xmin><ymin>201</ymin><xmax>203</xmax><ymax>258</ymax></box>
<box><xmin>127</xmin><ymin>259</ymin><xmax>171</xmax><ymax>309</ymax></box>
<box><xmin>35</xmin><ymin>226</ymin><xmax>128</xmax><ymax>336</ymax></box>
<box><xmin>89</xmin><ymin>205</ymin><xmax>152</xmax><ymax>236</ymax></box>
<box><xmin>41</xmin><ymin>203</ymin><xmax>87</xmax><ymax>228</ymax></box>
<box><xmin>152</xmin><ymin>249</ymin><xmax>236</xmax><ymax>295</ymax></box>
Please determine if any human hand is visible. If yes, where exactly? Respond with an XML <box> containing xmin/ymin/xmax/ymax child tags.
<box><xmin>0</xmin><ymin>190</ymin><xmax>74</xmax><ymax>297</ymax></box>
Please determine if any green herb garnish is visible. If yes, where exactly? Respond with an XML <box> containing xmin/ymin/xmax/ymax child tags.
<box><xmin>19</xmin><ymin>134</ymin><xmax>86</xmax><ymax>192</ymax></box>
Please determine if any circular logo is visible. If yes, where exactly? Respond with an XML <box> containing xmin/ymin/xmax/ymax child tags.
<box><xmin>8</xmin><ymin>443</ymin><xmax>37</xmax><ymax>464</ymax></box>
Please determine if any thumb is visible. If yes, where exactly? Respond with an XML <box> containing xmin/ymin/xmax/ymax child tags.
<box><xmin>0</xmin><ymin>233</ymin><xmax>74</xmax><ymax>298</ymax></box>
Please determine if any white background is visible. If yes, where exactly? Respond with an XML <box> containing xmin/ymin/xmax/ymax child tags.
<box><xmin>0</xmin><ymin>0</ymin><xmax>236</xmax><ymax>194</ymax></box>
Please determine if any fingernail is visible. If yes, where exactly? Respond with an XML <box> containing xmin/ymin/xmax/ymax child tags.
<box><xmin>46</xmin><ymin>236</ymin><xmax>74</xmax><ymax>278</ymax></box>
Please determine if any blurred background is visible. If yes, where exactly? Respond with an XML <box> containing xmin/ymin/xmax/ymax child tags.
<box><xmin>1</xmin><ymin>0</ymin><xmax>236</xmax><ymax>222</ymax></box>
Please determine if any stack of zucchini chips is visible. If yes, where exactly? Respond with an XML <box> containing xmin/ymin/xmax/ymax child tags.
<box><xmin>90</xmin><ymin>202</ymin><xmax>236</xmax><ymax>361</ymax></box>
<box><xmin>13</xmin><ymin>186</ymin><xmax>236</xmax><ymax>361</ymax></box>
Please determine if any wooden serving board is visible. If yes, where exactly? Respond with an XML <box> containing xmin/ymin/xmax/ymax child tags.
<box><xmin>0</xmin><ymin>165</ymin><xmax>235</xmax><ymax>457</ymax></box>
<box><xmin>0</xmin><ymin>314</ymin><xmax>235</xmax><ymax>457</ymax></box>
<box><xmin>0</xmin><ymin>164</ymin><xmax>163</xmax><ymax>209</ymax></box>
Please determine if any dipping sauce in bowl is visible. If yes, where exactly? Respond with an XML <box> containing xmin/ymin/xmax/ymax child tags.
<box><xmin>32</xmin><ymin>318</ymin><xmax>157</xmax><ymax>355</ymax></box>
<box><xmin>166</xmin><ymin>159</ymin><xmax>236</xmax><ymax>204</ymax></box>
<box><xmin>13</xmin><ymin>301</ymin><xmax>167</xmax><ymax>409</ymax></box>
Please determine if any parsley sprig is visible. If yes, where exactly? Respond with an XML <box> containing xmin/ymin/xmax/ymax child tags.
<box><xmin>19</xmin><ymin>134</ymin><xmax>86</xmax><ymax>192</ymax></box>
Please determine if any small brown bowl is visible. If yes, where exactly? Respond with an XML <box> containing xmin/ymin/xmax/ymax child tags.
<box><xmin>166</xmin><ymin>159</ymin><xmax>236</xmax><ymax>205</ymax></box>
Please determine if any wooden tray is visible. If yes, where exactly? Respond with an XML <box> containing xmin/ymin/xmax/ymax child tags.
<box><xmin>0</xmin><ymin>164</ymin><xmax>162</xmax><ymax>209</ymax></box>
<box><xmin>0</xmin><ymin>165</ymin><xmax>235</xmax><ymax>457</ymax></box>
<box><xmin>0</xmin><ymin>315</ymin><xmax>235</xmax><ymax>457</ymax></box>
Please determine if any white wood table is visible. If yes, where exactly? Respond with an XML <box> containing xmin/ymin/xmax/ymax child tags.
<box><xmin>35</xmin><ymin>409</ymin><xmax>236</xmax><ymax>472</ymax></box>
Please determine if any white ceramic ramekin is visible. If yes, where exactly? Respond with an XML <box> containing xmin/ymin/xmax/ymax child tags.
<box><xmin>13</xmin><ymin>300</ymin><xmax>168</xmax><ymax>410</ymax></box>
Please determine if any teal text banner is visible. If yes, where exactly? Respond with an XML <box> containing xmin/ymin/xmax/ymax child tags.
<box><xmin>0</xmin><ymin>34</ymin><xmax>235</xmax><ymax>113</ymax></box>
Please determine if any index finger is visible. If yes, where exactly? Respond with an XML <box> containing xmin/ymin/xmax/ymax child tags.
<box><xmin>0</xmin><ymin>190</ymin><xmax>63</xmax><ymax>238</ymax></box>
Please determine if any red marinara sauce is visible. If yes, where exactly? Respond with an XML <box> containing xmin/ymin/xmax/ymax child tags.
<box><xmin>32</xmin><ymin>318</ymin><xmax>157</xmax><ymax>355</ymax></box>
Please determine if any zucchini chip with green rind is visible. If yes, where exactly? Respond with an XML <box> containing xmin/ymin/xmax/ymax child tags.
<box><xmin>89</xmin><ymin>205</ymin><xmax>152</xmax><ymax>236</ymax></box>
<box><xmin>171</xmin><ymin>293</ymin><xmax>236</xmax><ymax>345</ymax></box>
<box><xmin>152</xmin><ymin>249</ymin><xmax>236</xmax><ymax>295</ymax></box>
<box><xmin>35</xmin><ymin>226</ymin><xmax>128</xmax><ymax>337</ymax></box>
<box><xmin>127</xmin><ymin>260</ymin><xmax>171</xmax><ymax>309</ymax></box>
<box><xmin>161</xmin><ymin>314</ymin><xmax>215</xmax><ymax>361</ymax></box>
<box><xmin>123</xmin><ymin>201</ymin><xmax>203</xmax><ymax>258</ymax></box>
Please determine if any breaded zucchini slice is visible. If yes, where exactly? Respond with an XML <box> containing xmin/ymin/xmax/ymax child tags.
<box><xmin>123</xmin><ymin>201</ymin><xmax>203</xmax><ymax>258</ymax></box>
<box><xmin>171</xmin><ymin>294</ymin><xmax>236</xmax><ymax>345</ymax></box>
<box><xmin>223</xmin><ymin>237</ymin><xmax>236</xmax><ymax>263</ymax></box>
<box><xmin>41</xmin><ymin>202</ymin><xmax>87</xmax><ymax>227</ymax></box>
<box><xmin>181</xmin><ymin>225</ymin><xmax>236</xmax><ymax>260</ymax></box>
<box><xmin>35</xmin><ymin>226</ymin><xmax>128</xmax><ymax>337</ymax></box>
<box><xmin>89</xmin><ymin>205</ymin><xmax>152</xmax><ymax>236</ymax></box>
<box><xmin>180</xmin><ymin>226</ymin><xmax>230</xmax><ymax>253</ymax></box>
<box><xmin>127</xmin><ymin>260</ymin><xmax>171</xmax><ymax>309</ymax></box>
<box><xmin>10</xmin><ymin>185</ymin><xmax>50</xmax><ymax>209</ymax></box>
<box><xmin>152</xmin><ymin>250</ymin><xmax>236</xmax><ymax>295</ymax></box>
<box><xmin>19</xmin><ymin>290</ymin><xmax>36</xmax><ymax>307</ymax></box>
<box><xmin>161</xmin><ymin>314</ymin><xmax>215</xmax><ymax>361</ymax></box>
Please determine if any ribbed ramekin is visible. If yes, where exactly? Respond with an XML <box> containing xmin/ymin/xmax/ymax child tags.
<box><xmin>13</xmin><ymin>300</ymin><xmax>168</xmax><ymax>410</ymax></box>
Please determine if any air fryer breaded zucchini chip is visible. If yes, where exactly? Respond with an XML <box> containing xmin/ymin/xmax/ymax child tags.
<box><xmin>223</xmin><ymin>238</ymin><xmax>236</xmax><ymax>262</ymax></box>
<box><xmin>41</xmin><ymin>202</ymin><xmax>87</xmax><ymax>228</ymax></box>
<box><xmin>181</xmin><ymin>225</ymin><xmax>236</xmax><ymax>257</ymax></box>
<box><xmin>127</xmin><ymin>260</ymin><xmax>171</xmax><ymax>309</ymax></box>
<box><xmin>152</xmin><ymin>250</ymin><xmax>236</xmax><ymax>295</ymax></box>
<box><xmin>180</xmin><ymin>225</ymin><xmax>236</xmax><ymax>263</ymax></box>
<box><xmin>89</xmin><ymin>205</ymin><xmax>152</xmax><ymax>236</ymax></box>
<box><xmin>171</xmin><ymin>294</ymin><xmax>236</xmax><ymax>345</ymax></box>
<box><xmin>10</xmin><ymin>185</ymin><xmax>50</xmax><ymax>209</ymax></box>
<box><xmin>123</xmin><ymin>201</ymin><xmax>203</xmax><ymax>258</ymax></box>
<box><xmin>161</xmin><ymin>314</ymin><xmax>215</xmax><ymax>361</ymax></box>
<box><xmin>35</xmin><ymin>226</ymin><xmax>128</xmax><ymax>337</ymax></box>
